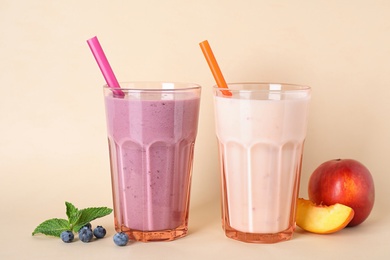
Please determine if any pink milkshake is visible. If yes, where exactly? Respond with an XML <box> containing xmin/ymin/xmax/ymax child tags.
<box><xmin>104</xmin><ymin>82</ymin><xmax>201</xmax><ymax>242</ymax></box>
<box><xmin>213</xmin><ymin>83</ymin><xmax>311</xmax><ymax>243</ymax></box>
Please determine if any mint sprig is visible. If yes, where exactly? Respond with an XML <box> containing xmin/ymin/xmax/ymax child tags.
<box><xmin>32</xmin><ymin>201</ymin><xmax>112</xmax><ymax>237</ymax></box>
<box><xmin>32</xmin><ymin>218</ymin><xmax>70</xmax><ymax>237</ymax></box>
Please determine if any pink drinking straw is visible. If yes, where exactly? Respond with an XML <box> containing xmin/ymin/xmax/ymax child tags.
<box><xmin>87</xmin><ymin>36</ymin><xmax>125</xmax><ymax>97</ymax></box>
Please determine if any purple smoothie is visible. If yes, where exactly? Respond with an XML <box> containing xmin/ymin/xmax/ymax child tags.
<box><xmin>104</xmin><ymin>89</ymin><xmax>200</xmax><ymax>235</ymax></box>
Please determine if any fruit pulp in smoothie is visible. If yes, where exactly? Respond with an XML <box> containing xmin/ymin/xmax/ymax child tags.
<box><xmin>214</xmin><ymin>93</ymin><xmax>310</xmax><ymax>239</ymax></box>
<box><xmin>105</xmin><ymin>92</ymin><xmax>200</xmax><ymax>241</ymax></box>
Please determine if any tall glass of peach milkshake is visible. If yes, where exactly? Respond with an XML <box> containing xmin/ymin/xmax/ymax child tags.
<box><xmin>213</xmin><ymin>83</ymin><xmax>311</xmax><ymax>243</ymax></box>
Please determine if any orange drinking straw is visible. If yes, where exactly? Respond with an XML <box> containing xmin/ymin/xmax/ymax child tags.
<box><xmin>199</xmin><ymin>40</ymin><xmax>232</xmax><ymax>96</ymax></box>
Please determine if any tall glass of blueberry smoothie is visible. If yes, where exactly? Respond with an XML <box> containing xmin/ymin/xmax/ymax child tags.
<box><xmin>213</xmin><ymin>83</ymin><xmax>311</xmax><ymax>243</ymax></box>
<box><xmin>104</xmin><ymin>82</ymin><xmax>201</xmax><ymax>242</ymax></box>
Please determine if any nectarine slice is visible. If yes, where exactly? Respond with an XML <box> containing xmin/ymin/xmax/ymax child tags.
<box><xmin>296</xmin><ymin>198</ymin><xmax>354</xmax><ymax>234</ymax></box>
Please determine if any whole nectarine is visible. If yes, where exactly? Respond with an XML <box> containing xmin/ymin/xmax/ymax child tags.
<box><xmin>308</xmin><ymin>159</ymin><xmax>375</xmax><ymax>227</ymax></box>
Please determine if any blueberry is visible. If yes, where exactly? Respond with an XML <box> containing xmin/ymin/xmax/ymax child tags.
<box><xmin>82</xmin><ymin>223</ymin><xmax>92</xmax><ymax>230</ymax></box>
<box><xmin>93</xmin><ymin>226</ymin><xmax>106</xmax><ymax>239</ymax></box>
<box><xmin>78</xmin><ymin>226</ymin><xmax>93</xmax><ymax>243</ymax></box>
<box><xmin>113</xmin><ymin>232</ymin><xmax>129</xmax><ymax>246</ymax></box>
<box><xmin>60</xmin><ymin>230</ymin><xmax>74</xmax><ymax>243</ymax></box>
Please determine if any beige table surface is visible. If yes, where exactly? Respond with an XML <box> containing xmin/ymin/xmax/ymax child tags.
<box><xmin>1</xmin><ymin>157</ymin><xmax>389</xmax><ymax>259</ymax></box>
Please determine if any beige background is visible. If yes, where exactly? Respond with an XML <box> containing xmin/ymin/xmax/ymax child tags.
<box><xmin>1</xmin><ymin>0</ymin><xmax>389</xmax><ymax>259</ymax></box>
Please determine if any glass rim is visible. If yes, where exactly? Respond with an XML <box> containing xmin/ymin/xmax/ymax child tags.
<box><xmin>213</xmin><ymin>82</ymin><xmax>311</xmax><ymax>92</ymax></box>
<box><xmin>103</xmin><ymin>81</ymin><xmax>201</xmax><ymax>92</ymax></box>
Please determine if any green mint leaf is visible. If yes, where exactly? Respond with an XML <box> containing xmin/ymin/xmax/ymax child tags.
<box><xmin>73</xmin><ymin>207</ymin><xmax>113</xmax><ymax>232</ymax></box>
<box><xmin>32</xmin><ymin>218</ymin><xmax>70</xmax><ymax>237</ymax></box>
<box><xmin>32</xmin><ymin>201</ymin><xmax>113</xmax><ymax>238</ymax></box>
<box><xmin>65</xmin><ymin>201</ymin><xmax>81</xmax><ymax>225</ymax></box>
<box><xmin>65</xmin><ymin>201</ymin><xmax>78</xmax><ymax>219</ymax></box>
